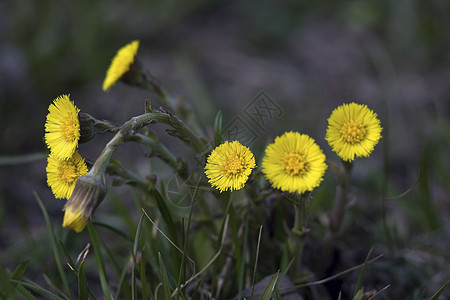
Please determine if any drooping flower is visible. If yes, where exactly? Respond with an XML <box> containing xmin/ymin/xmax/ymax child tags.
<box><xmin>46</xmin><ymin>151</ymin><xmax>88</xmax><ymax>199</ymax></box>
<box><xmin>45</xmin><ymin>94</ymin><xmax>80</xmax><ymax>160</ymax></box>
<box><xmin>102</xmin><ymin>40</ymin><xmax>140</xmax><ymax>91</ymax></box>
<box><xmin>262</xmin><ymin>131</ymin><xmax>327</xmax><ymax>194</ymax></box>
<box><xmin>63</xmin><ymin>171</ymin><xmax>106</xmax><ymax>233</ymax></box>
<box><xmin>325</xmin><ymin>102</ymin><xmax>382</xmax><ymax>161</ymax></box>
<box><xmin>205</xmin><ymin>141</ymin><xmax>256</xmax><ymax>192</ymax></box>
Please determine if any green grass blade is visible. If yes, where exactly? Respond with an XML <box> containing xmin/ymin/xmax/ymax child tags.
<box><xmin>176</xmin><ymin>180</ymin><xmax>200</xmax><ymax>296</ymax></box>
<box><xmin>250</xmin><ymin>226</ymin><xmax>263</xmax><ymax>300</ymax></box>
<box><xmin>11</xmin><ymin>279</ymin><xmax>65</xmax><ymax>300</ymax></box>
<box><xmin>87</xmin><ymin>223</ymin><xmax>112</xmax><ymax>300</ymax></box>
<box><xmin>10</xmin><ymin>259</ymin><xmax>29</xmax><ymax>282</ymax></box>
<box><xmin>353</xmin><ymin>247</ymin><xmax>373</xmax><ymax>297</ymax></box>
<box><xmin>132</xmin><ymin>214</ymin><xmax>145</xmax><ymax>300</ymax></box>
<box><xmin>429</xmin><ymin>280</ymin><xmax>449</xmax><ymax>300</ymax></box>
<box><xmin>0</xmin><ymin>152</ymin><xmax>46</xmax><ymax>166</ymax></box>
<box><xmin>273</xmin><ymin>284</ymin><xmax>282</xmax><ymax>300</ymax></box>
<box><xmin>353</xmin><ymin>288</ymin><xmax>363</xmax><ymax>300</ymax></box>
<box><xmin>191</xmin><ymin>279</ymin><xmax>202</xmax><ymax>299</ymax></box>
<box><xmin>158</xmin><ymin>252</ymin><xmax>172</xmax><ymax>300</ymax></box>
<box><xmin>260</xmin><ymin>270</ymin><xmax>280</xmax><ymax>300</ymax></box>
<box><xmin>140</xmin><ymin>249</ymin><xmax>153</xmax><ymax>300</ymax></box>
<box><xmin>3</xmin><ymin>259</ymin><xmax>30</xmax><ymax>298</ymax></box>
<box><xmin>150</xmin><ymin>189</ymin><xmax>178</xmax><ymax>245</ymax></box>
<box><xmin>114</xmin><ymin>259</ymin><xmax>132</xmax><ymax>300</ymax></box>
<box><xmin>91</xmin><ymin>221</ymin><xmax>133</xmax><ymax>243</ymax></box>
<box><xmin>35</xmin><ymin>192</ymin><xmax>71</xmax><ymax>298</ymax></box>
<box><xmin>59</xmin><ymin>241</ymin><xmax>76</xmax><ymax>271</ymax></box>
<box><xmin>77</xmin><ymin>261</ymin><xmax>88</xmax><ymax>300</ymax></box>
<box><xmin>0</xmin><ymin>263</ymin><xmax>16</xmax><ymax>299</ymax></box>
<box><xmin>16</xmin><ymin>284</ymin><xmax>38</xmax><ymax>300</ymax></box>
<box><xmin>367</xmin><ymin>285</ymin><xmax>390</xmax><ymax>300</ymax></box>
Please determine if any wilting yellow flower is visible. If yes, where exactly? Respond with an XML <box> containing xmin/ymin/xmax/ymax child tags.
<box><xmin>102</xmin><ymin>40</ymin><xmax>140</xmax><ymax>91</ymax></box>
<box><xmin>325</xmin><ymin>103</ymin><xmax>382</xmax><ymax>161</ymax></box>
<box><xmin>63</xmin><ymin>170</ymin><xmax>107</xmax><ymax>233</ymax></box>
<box><xmin>45</xmin><ymin>95</ymin><xmax>80</xmax><ymax>160</ymax></box>
<box><xmin>46</xmin><ymin>151</ymin><xmax>88</xmax><ymax>199</ymax></box>
<box><xmin>262</xmin><ymin>132</ymin><xmax>327</xmax><ymax>194</ymax></box>
<box><xmin>205</xmin><ymin>141</ymin><xmax>256</xmax><ymax>192</ymax></box>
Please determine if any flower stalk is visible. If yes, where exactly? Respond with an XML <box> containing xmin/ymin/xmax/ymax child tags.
<box><xmin>329</xmin><ymin>160</ymin><xmax>353</xmax><ymax>232</ymax></box>
<box><xmin>316</xmin><ymin>159</ymin><xmax>353</xmax><ymax>275</ymax></box>
<box><xmin>287</xmin><ymin>193</ymin><xmax>310</xmax><ymax>277</ymax></box>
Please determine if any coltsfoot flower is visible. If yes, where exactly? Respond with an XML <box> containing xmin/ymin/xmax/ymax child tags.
<box><xmin>46</xmin><ymin>151</ymin><xmax>88</xmax><ymax>199</ymax></box>
<box><xmin>63</xmin><ymin>171</ymin><xmax>106</xmax><ymax>233</ymax></box>
<box><xmin>205</xmin><ymin>141</ymin><xmax>256</xmax><ymax>192</ymax></box>
<box><xmin>262</xmin><ymin>132</ymin><xmax>327</xmax><ymax>194</ymax></box>
<box><xmin>45</xmin><ymin>94</ymin><xmax>80</xmax><ymax>160</ymax></box>
<box><xmin>103</xmin><ymin>40</ymin><xmax>140</xmax><ymax>91</ymax></box>
<box><xmin>325</xmin><ymin>102</ymin><xmax>382</xmax><ymax>161</ymax></box>
<box><xmin>62</xmin><ymin>207</ymin><xmax>85</xmax><ymax>233</ymax></box>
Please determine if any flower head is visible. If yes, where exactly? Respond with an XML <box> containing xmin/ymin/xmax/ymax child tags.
<box><xmin>62</xmin><ymin>207</ymin><xmax>86</xmax><ymax>233</ymax></box>
<box><xmin>46</xmin><ymin>151</ymin><xmax>88</xmax><ymax>199</ymax></box>
<box><xmin>262</xmin><ymin>132</ymin><xmax>327</xmax><ymax>194</ymax></box>
<box><xmin>325</xmin><ymin>103</ymin><xmax>382</xmax><ymax>161</ymax></box>
<box><xmin>45</xmin><ymin>95</ymin><xmax>80</xmax><ymax>160</ymax></box>
<box><xmin>205</xmin><ymin>141</ymin><xmax>256</xmax><ymax>192</ymax></box>
<box><xmin>63</xmin><ymin>171</ymin><xmax>107</xmax><ymax>232</ymax></box>
<box><xmin>102</xmin><ymin>40</ymin><xmax>140</xmax><ymax>91</ymax></box>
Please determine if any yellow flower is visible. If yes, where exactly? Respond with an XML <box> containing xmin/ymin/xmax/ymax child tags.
<box><xmin>205</xmin><ymin>141</ymin><xmax>256</xmax><ymax>192</ymax></box>
<box><xmin>325</xmin><ymin>103</ymin><xmax>382</xmax><ymax>161</ymax></box>
<box><xmin>46</xmin><ymin>151</ymin><xmax>88</xmax><ymax>199</ymax></box>
<box><xmin>262</xmin><ymin>132</ymin><xmax>327</xmax><ymax>194</ymax></box>
<box><xmin>62</xmin><ymin>160</ymin><xmax>107</xmax><ymax>233</ymax></box>
<box><xmin>62</xmin><ymin>207</ymin><xmax>86</xmax><ymax>233</ymax></box>
<box><xmin>45</xmin><ymin>95</ymin><xmax>80</xmax><ymax>160</ymax></box>
<box><xmin>102</xmin><ymin>40</ymin><xmax>140</xmax><ymax>91</ymax></box>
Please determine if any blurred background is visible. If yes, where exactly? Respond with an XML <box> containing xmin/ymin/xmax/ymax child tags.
<box><xmin>0</xmin><ymin>0</ymin><xmax>449</xmax><ymax>298</ymax></box>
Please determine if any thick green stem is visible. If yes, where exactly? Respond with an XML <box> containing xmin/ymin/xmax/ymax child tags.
<box><xmin>292</xmin><ymin>196</ymin><xmax>307</xmax><ymax>235</ymax></box>
<box><xmin>329</xmin><ymin>160</ymin><xmax>352</xmax><ymax>232</ymax></box>
<box><xmin>89</xmin><ymin>110</ymin><xmax>206</xmax><ymax>186</ymax></box>
<box><xmin>316</xmin><ymin>160</ymin><xmax>353</xmax><ymax>275</ymax></box>
<box><xmin>288</xmin><ymin>193</ymin><xmax>310</xmax><ymax>278</ymax></box>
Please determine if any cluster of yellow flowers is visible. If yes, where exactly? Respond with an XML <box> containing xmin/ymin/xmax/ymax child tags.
<box><xmin>204</xmin><ymin>102</ymin><xmax>382</xmax><ymax>194</ymax></box>
<box><xmin>44</xmin><ymin>39</ymin><xmax>383</xmax><ymax>232</ymax></box>
<box><xmin>44</xmin><ymin>40</ymin><xmax>140</xmax><ymax>232</ymax></box>
<box><xmin>44</xmin><ymin>95</ymin><xmax>88</xmax><ymax>199</ymax></box>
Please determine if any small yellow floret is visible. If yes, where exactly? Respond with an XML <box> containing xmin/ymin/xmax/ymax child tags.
<box><xmin>46</xmin><ymin>151</ymin><xmax>88</xmax><ymax>199</ymax></box>
<box><xmin>205</xmin><ymin>141</ymin><xmax>256</xmax><ymax>192</ymax></box>
<box><xmin>102</xmin><ymin>40</ymin><xmax>140</xmax><ymax>91</ymax></box>
<box><xmin>262</xmin><ymin>132</ymin><xmax>327</xmax><ymax>194</ymax></box>
<box><xmin>325</xmin><ymin>102</ymin><xmax>382</xmax><ymax>161</ymax></box>
<box><xmin>45</xmin><ymin>95</ymin><xmax>80</xmax><ymax>160</ymax></box>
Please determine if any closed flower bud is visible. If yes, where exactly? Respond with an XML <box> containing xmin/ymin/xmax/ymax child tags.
<box><xmin>79</xmin><ymin>113</ymin><xmax>118</xmax><ymax>144</ymax></box>
<box><xmin>63</xmin><ymin>171</ymin><xmax>107</xmax><ymax>233</ymax></box>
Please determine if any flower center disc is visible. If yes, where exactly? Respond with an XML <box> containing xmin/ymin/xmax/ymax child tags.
<box><xmin>341</xmin><ymin>120</ymin><xmax>366</xmax><ymax>144</ymax></box>
<box><xmin>283</xmin><ymin>153</ymin><xmax>308</xmax><ymax>176</ymax></box>
<box><xmin>59</xmin><ymin>161</ymin><xmax>79</xmax><ymax>184</ymax></box>
<box><xmin>223</xmin><ymin>154</ymin><xmax>244</xmax><ymax>175</ymax></box>
<box><xmin>60</xmin><ymin>116</ymin><xmax>78</xmax><ymax>142</ymax></box>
